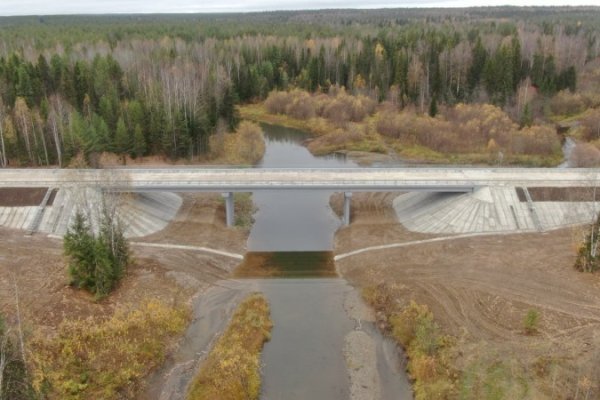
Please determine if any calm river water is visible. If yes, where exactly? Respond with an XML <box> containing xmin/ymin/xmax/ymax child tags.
<box><xmin>248</xmin><ymin>124</ymin><xmax>355</xmax><ymax>251</ymax></box>
<box><xmin>250</xmin><ymin>124</ymin><xmax>412</xmax><ymax>400</ymax></box>
<box><xmin>145</xmin><ymin>124</ymin><xmax>412</xmax><ymax>400</ymax></box>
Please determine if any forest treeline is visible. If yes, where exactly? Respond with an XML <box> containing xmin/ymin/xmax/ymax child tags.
<box><xmin>0</xmin><ymin>7</ymin><xmax>599</xmax><ymax>167</ymax></box>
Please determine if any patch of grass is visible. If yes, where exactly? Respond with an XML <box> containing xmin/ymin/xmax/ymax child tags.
<box><xmin>30</xmin><ymin>300</ymin><xmax>189</xmax><ymax>400</ymax></box>
<box><xmin>394</xmin><ymin>143</ymin><xmax>450</xmax><ymax>163</ymax></box>
<box><xmin>307</xmin><ymin>131</ymin><xmax>387</xmax><ymax>156</ymax></box>
<box><xmin>233</xmin><ymin>193</ymin><xmax>256</xmax><ymax>228</ymax></box>
<box><xmin>459</xmin><ymin>359</ymin><xmax>530</xmax><ymax>400</ymax></box>
<box><xmin>239</xmin><ymin>104</ymin><xmax>322</xmax><ymax>134</ymax></box>
<box><xmin>393</xmin><ymin>143</ymin><xmax>563</xmax><ymax>166</ymax></box>
<box><xmin>187</xmin><ymin>293</ymin><xmax>272</xmax><ymax>400</ymax></box>
<box><xmin>523</xmin><ymin>309</ymin><xmax>540</xmax><ymax>335</ymax></box>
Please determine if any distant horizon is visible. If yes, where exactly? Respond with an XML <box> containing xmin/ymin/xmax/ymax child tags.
<box><xmin>0</xmin><ymin>1</ymin><xmax>598</xmax><ymax>17</ymax></box>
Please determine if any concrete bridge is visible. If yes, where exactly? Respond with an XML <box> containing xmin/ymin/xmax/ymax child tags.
<box><xmin>1</xmin><ymin>167</ymin><xmax>599</xmax><ymax>227</ymax></box>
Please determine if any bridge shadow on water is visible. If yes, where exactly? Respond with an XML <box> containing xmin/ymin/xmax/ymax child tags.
<box><xmin>234</xmin><ymin>251</ymin><xmax>337</xmax><ymax>278</ymax></box>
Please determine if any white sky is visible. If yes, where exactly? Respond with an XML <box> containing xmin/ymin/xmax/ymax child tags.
<box><xmin>0</xmin><ymin>0</ymin><xmax>596</xmax><ymax>16</ymax></box>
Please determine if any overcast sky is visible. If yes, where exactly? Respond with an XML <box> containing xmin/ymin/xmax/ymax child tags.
<box><xmin>0</xmin><ymin>0</ymin><xmax>595</xmax><ymax>16</ymax></box>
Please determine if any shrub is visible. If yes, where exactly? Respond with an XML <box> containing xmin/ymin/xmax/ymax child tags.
<box><xmin>210</xmin><ymin>121</ymin><xmax>265</xmax><ymax>165</ymax></box>
<box><xmin>385</xmin><ymin>299</ymin><xmax>456</xmax><ymax>399</ymax></box>
<box><xmin>512</xmin><ymin>125</ymin><xmax>561</xmax><ymax>156</ymax></box>
<box><xmin>234</xmin><ymin>192</ymin><xmax>256</xmax><ymax>228</ymax></box>
<box><xmin>322</xmin><ymin>97</ymin><xmax>353</xmax><ymax>126</ymax></box>
<box><xmin>375</xmin><ymin>110</ymin><xmax>406</xmax><ymax>139</ymax></box>
<box><xmin>390</xmin><ymin>300</ymin><xmax>431</xmax><ymax>345</ymax></box>
<box><xmin>285</xmin><ymin>90</ymin><xmax>316</xmax><ymax>120</ymax></box>
<box><xmin>445</xmin><ymin>103</ymin><xmax>517</xmax><ymax>150</ymax></box>
<box><xmin>376</xmin><ymin>103</ymin><xmax>561</xmax><ymax>159</ymax></box>
<box><xmin>30</xmin><ymin>300</ymin><xmax>189</xmax><ymax>400</ymax></box>
<box><xmin>581</xmin><ymin>108</ymin><xmax>600</xmax><ymax>141</ymax></box>
<box><xmin>569</xmin><ymin>143</ymin><xmax>600</xmax><ymax>167</ymax></box>
<box><xmin>549</xmin><ymin>90</ymin><xmax>586</xmax><ymax>117</ymax></box>
<box><xmin>264</xmin><ymin>89</ymin><xmax>376</xmax><ymax>126</ymax></box>
<box><xmin>523</xmin><ymin>309</ymin><xmax>540</xmax><ymax>335</ymax></box>
<box><xmin>264</xmin><ymin>91</ymin><xmax>291</xmax><ymax>114</ymax></box>
<box><xmin>228</xmin><ymin>121</ymin><xmax>265</xmax><ymax>165</ymax></box>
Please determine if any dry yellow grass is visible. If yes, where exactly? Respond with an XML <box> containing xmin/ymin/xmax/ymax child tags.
<box><xmin>29</xmin><ymin>300</ymin><xmax>189</xmax><ymax>400</ymax></box>
<box><xmin>186</xmin><ymin>293</ymin><xmax>272</xmax><ymax>400</ymax></box>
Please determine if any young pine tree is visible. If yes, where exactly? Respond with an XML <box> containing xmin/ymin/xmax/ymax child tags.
<box><xmin>114</xmin><ymin>117</ymin><xmax>130</xmax><ymax>163</ymax></box>
<box><xmin>64</xmin><ymin>208</ymin><xmax>130</xmax><ymax>298</ymax></box>
<box><xmin>575</xmin><ymin>212</ymin><xmax>600</xmax><ymax>273</ymax></box>
<box><xmin>428</xmin><ymin>96</ymin><xmax>438</xmax><ymax>117</ymax></box>
<box><xmin>132</xmin><ymin>124</ymin><xmax>146</xmax><ymax>159</ymax></box>
<box><xmin>64</xmin><ymin>211</ymin><xmax>96</xmax><ymax>290</ymax></box>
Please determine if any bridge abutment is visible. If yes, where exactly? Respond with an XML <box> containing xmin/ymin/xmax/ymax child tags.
<box><xmin>343</xmin><ymin>192</ymin><xmax>352</xmax><ymax>226</ymax></box>
<box><xmin>222</xmin><ymin>192</ymin><xmax>234</xmax><ymax>227</ymax></box>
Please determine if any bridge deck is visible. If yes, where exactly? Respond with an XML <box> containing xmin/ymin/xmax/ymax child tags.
<box><xmin>0</xmin><ymin>168</ymin><xmax>598</xmax><ymax>192</ymax></box>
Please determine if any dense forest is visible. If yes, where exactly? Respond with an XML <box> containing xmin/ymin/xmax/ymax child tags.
<box><xmin>0</xmin><ymin>7</ymin><xmax>599</xmax><ymax>167</ymax></box>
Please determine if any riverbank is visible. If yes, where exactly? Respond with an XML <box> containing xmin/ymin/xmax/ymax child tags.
<box><xmin>240</xmin><ymin>103</ymin><xmax>390</xmax><ymax>165</ymax></box>
<box><xmin>239</xmin><ymin>98</ymin><xmax>564</xmax><ymax>167</ymax></box>
<box><xmin>334</xmin><ymin>192</ymin><xmax>600</xmax><ymax>399</ymax></box>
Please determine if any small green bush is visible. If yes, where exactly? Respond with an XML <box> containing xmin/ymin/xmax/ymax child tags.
<box><xmin>523</xmin><ymin>309</ymin><xmax>540</xmax><ymax>335</ymax></box>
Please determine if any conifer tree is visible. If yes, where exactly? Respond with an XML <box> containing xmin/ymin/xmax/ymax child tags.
<box><xmin>114</xmin><ymin>117</ymin><xmax>130</xmax><ymax>163</ymax></box>
<box><xmin>133</xmin><ymin>124</ymin><xmax>146</xmax><ymax>158</ymax></box>
<box><xmin>64</xmin><ymin>207</ymin><xmax>130</xmax><ymax>298</ymax></box>
<box><xmin>64</xmin><ymin>211</ymin><xmax>96</xmax><ymax>289</ymax></box>
<box><xmin>429</xmin><ymin>96</ymin><xmax>438</xmax><ymax>117</ymax></box>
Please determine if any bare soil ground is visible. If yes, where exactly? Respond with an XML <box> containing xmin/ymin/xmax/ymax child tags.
<box><xmin>330</xmin><ymin>192</ymin><xmax>432</xmax><ymax>254</ymax></box>
<box><xmin>516</xmin><ymin>186</ymin><xmax>600</xmax><ymax>202</ymax></box>
<box><xmin>0</xmin><ymin>187</ymin><xmax>55</xmax><ymax>206</ymax></box>
<box><xmin>141</xmin><ymin>193</ymin><xmax>247</xmax><ymax>253</ymax></box>
<box><xmin>0</xmin><ymin>192</ymin><xmax>245</xmax><ymax>396</ymax></box>
<box><xmin>335</xmin><ymin>192</ymin><xmax>600</xmax><ymax>398</ymax></box>
<box><xmin>0</xmin><ymin>227</ymin><xmax>188</xmax><ymax>328</ymax></box>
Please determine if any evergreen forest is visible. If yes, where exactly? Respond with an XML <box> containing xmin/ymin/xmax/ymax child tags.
<box><xmin>0</xmin><ymin>7</ymin><xmax>599</xmax><ymax>167</ymax></box>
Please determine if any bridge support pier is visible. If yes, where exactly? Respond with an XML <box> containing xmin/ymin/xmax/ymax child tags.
<box><xmin>343</xmin><ymin>192</ymin><xmax>352</xmax><ymax>226</ymax></box>
<box><xmin>222</xmin><ymin>192</ymin><xmax>234</xmax><ymax>227</ymax></box>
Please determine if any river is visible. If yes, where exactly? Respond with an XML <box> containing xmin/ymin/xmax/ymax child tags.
<box><xmin>251</xmin><ymin>124</ymin><xmax>412</xmax><ymax>400</ymax></box>
<box><xmin>145</xmin><ymin>123</ymin><xmax>412</xmax><ymax>400</ymax></box>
